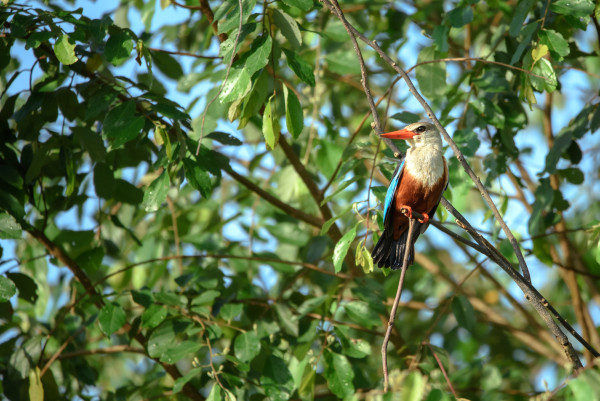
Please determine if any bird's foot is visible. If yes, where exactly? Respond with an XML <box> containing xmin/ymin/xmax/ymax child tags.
<box><xmin>399</xmin><ymin>205</ymin><xmax>429</xmax><ymax>223</ymax></box>
<box><xmin>399</xmin><ymin>205</ymin><xmax>413</xmax><ymax>219</ymax></box>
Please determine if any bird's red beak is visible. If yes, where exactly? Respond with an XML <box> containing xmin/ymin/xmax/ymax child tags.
<box><xmin>380</xmin><ymin>129</ymin><xmax>416</xmax><ymax>139</ymax></box>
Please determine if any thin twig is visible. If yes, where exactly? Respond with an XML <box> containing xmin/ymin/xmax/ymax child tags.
<box><xmin>148</xmin><ymin>47</ymin><xmax>221</xmax><ymax>59</ymax></box>
<box><xmin>382</xmin><ymin>216</ymin><xmax>416</xmax><ymax>392</ymax></box>
<box><xmin>423</xmin><ymin>342</ymin><xmax>459</xmax><ymax>399</ymax></box>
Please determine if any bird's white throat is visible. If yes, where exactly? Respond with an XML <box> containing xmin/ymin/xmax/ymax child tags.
<box><xmin>405</xmin><ymin>144</ymin><xmax>445</xmax><ymax>187</ymax></box>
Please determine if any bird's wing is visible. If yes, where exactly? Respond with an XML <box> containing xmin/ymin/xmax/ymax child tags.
<box><xmin>383</xmin><ymin>159</ymin><xmax>405</xmax><ymax>225</ymax></box>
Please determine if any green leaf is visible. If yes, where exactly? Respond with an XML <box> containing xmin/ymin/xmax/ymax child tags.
<box><xmin>390</xmin><ymin>111</ymin><xmax>420</xmax><ymax>124</ymax></box>
<box><xmin>323</xmin><ymin>351</ymin><xmax>354</xmax><ymax>398</ymax></box>
<box><xmin>142</xmin><ymin>170</ymin><xmax>169</xmax><ymax>212</ymax></box>
<box><xmin>274</xmin><ymin>303</ymin><xmax>299</xmax><ymax>336</ymax></box>
<box><xmin>207</xmin><ymin>131</ymin><xmax>242</xmax><ymax>146</ymax></box>
<box><xmin>103</xmin><ymin>101</ymin><xmax>145</xmax><ymax>148</ymax></box>
<box><xmin>344</xmin><ymin>300</ymin><xmax>381</xmax><ymax>328</ymax></box>
<box><xmin>0</xmin><ymin>213</ymin><xmax>21</xmax><ymax>239</ymax></box>
<box><xmin>28</xmin><ymin>367</ymin><xmax>44</xmax><ymax>401</ymax></box>
<box><xmin>531</xmin><ymin>44</ymin><xmax>548</xmax><ymax>63</ymax></box>
<box><xmin>261</xmin><ymin>355</ymin><xmax>294</xmax><ymax>400</ymax></box>
<box><xmin>160</xmin><ymin>341</ymin><xmax>203</xmax><ymax>364</ymax></box>
<box><xmin>98</xmin><ymin>302</ymin><xmax>127</xmax><ymax>336</ymax></box>
<box><xmin>245</xmin><ymin>34</ymin><xmax>272</xmax><ymax>76</ymax></box>
<box><xmin>531</xmin><ymin>58</ymin><xmax>557</xmax><ymax>93</ymax></box>
<box><xmin>220</xmin><ymin>23</ymin><xmax>257</xmax><ymax>64</ymax></box>
<box><xmin>183</xmin><ymin>158</ymin><xmax>212</xmax><ymax>198</ymax></box>
<box><xmin>333</xmin><ymin>224</ymin><xmax>357</xmax><ymax>273</ymax></box>
<box><xmin>402</xmin><ymin>371</ymin><xmax>426</xmax><ymax>401</ymax></box>
<box><xmin>105</xmin><ymin>31</ymin><xmax>133</xmax><ymax>66</ymax></box>
<box><xmin>272</xmin><ymin>9</ymin><xmax>302</xmax><ymax>48</ymax></box>
<box><xmin>558</xmin><ymin>167</ymin><xmax>584</xmax><ymax>184</ymax></box>
<box><xmin>0</xmin><ymin>190</ymin><xmax>24</xmax><ymax>220</ymax></box>
<box><xmin>415</xmin><ymin>47</ymin><xmax>446</xmax><ymax>100</ymax></box>
<box><xmin>320</xmin><ymin>204</ymin><xmax>352</xmax><ymax>235</ymax></box>
<box><xmin>282</xmin><ymin>48</ymin><xmax>315</xmax><ymax>86</ymax></box>
<box><xmin>551</xmin><ymin>0</ymin><xmax>595</xmax><ymax>18</ymax></box>
<box><xmin>6</xmin><ymin>272</ymin><xmax>38</xmax><ymax>304</ymax></box>
<box><xmin>324</xmin><ymin>50</ymin><xmax>362</xmax><ymax>75</ymax></box>
<box><xmin>219</xmin><ymin>66</ymin><xmax>251</xmax><ymax>103</ymax></box>
<box><xmin>54</xmin><ymin>34</ymin><xmax>78</xmax><ymax>65</ymax></box>
<box><xmin>217</xmin><ymin>0</ymin><xmax>258</xmax><ymax>34</ymax></box>
<box><xmin>72</xmin><ymin>126</ymin><xmax>106</xmax><ymax>162</ymax></box>
<box><xmin>539</xmin><ymin>29</ymin><xmax>570</xmax><ymax>60</ymax></box>
<box><xmin>150</xmin><ymin>49</ymin><xmax>184</xmax><ymax>80</ymax></box>
<box><xmin>545</xmin><ymin>130</ymin><xmax>572</xmax><ymax>173</ymax></box>
<box><xmin>173</xmin><ymin>367</ymin><xmax>203</xmax><ymax>394</ymax></box>
<box><xmin>0</xmin><ymin>275</ymin><xmax>16</xmax><ymax>302</ymax></box>
<box><xmin>141</xmin><ymin>304</ymin><xmax>168</xmax><ymax>328</ymax></box>
<box><xmin>281</xmin><ymin>0</ymin><xmax>312</xmax><ymax>11</ymax></box>
<box><xmin>569</xmin><ymin>378</ymin><xmax>595</xmax><ymax>401</ymax></box>
<box><xmin>451</xmin><ymin>296</ymin><xmax>476</xmax><ymax>332</ymax></box>
<box><xmin>335</xmin><ymin>326</ymin><xmax>371</xmax><ymax>358</ymax></box>
<box><xmin>262</xmin><ymin>94</ymin><xmax>280</xmax><ymax>150</ymax></box>
<box><xmin>446</xmin><ymin>6</ymin><xmax>473</xmax><ymax>27</ymax></box>
<box><xmin>529</xmin><ymin>178</ymin><xmax>555</xmax><ymax>235</ymax></box>
<box><xmin>283</xmin><ymin>86</ymin><xmax>303</xmax><ymax>138</ymax></box>
<box><xmin>453</xmin><ymin>129</ymin><xmax>480</xmax><ymax>157</ymax></box>
<box><xmin>234</xmin><ymin>331</ymin><xmax>261</xmax><ymax>363</ymax></box>
<box><xmin>509</xmin><ymin>0</ymin><xmax>535</xmax><ymax>37</ymax></box>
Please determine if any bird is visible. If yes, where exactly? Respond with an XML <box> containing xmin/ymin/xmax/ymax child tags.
<box><xmin>372</xmin><ymin>122</ymin><xmax>448</xmax><ymax>269</ymax></box>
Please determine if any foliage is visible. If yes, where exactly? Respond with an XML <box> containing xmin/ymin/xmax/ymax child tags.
<box><xmin>1</xmin><ymin>0</ymin><xmax>600</xmax><ymax>400</ymax></box>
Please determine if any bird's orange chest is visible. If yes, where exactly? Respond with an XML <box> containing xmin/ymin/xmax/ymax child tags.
<box><xmin>391</xmin><ymin>160</ymin><xmax>447</xmax><ymax>239</ymax></box>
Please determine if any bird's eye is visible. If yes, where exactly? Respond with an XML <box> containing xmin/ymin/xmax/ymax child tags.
<box><xmin>415</xmin><ymin>125</ymin><xmax>426</xmax><ymax>133</ymax></box>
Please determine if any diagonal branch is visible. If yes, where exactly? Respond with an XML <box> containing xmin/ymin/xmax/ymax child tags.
<box><xmin>321</xmin><ymin>0</ymin><xmax>531</xmax><ymax>285</ymax></box>
<box><xmin>226</xmin><ymin>168</ymin><xmax>323</xmax><ymax>228</ymax></box>
<box><xmin>278</xmin><ymin>135</ymin><xmax>359</xmax><ymax>273</ymax></box>
<box><xmin>320</xmin><ymin>0</ymin><xmax>597</xmax><ymax>370</ymax></box>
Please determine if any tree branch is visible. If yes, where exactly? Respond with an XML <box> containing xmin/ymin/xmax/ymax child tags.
<box><xmin>381</xmin><ymin>216</ymin><xmax>416</xmax><ymax>392</ymax></box>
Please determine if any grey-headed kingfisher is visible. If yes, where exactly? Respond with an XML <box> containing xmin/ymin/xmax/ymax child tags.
<box><xmin>372</xmin><ymin>122</ymin><xmax>448</xmax><ymax>269</ymax></box>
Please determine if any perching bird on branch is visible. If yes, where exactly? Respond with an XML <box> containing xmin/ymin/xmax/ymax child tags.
<box><xmin>372</xmin><ymin>122</ymin><xmax>448</xmax><ymax>269</ymax></box>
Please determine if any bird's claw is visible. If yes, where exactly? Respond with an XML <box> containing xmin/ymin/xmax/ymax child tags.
<box><xmin>400</xmin><ymin>205</ymin><xmax>429</xmax><ymax>224</ymax></box>
<box><xmin>399</xmin><ymin>205</ymin><xmax>413</xmax><ymax>219</ymax></box>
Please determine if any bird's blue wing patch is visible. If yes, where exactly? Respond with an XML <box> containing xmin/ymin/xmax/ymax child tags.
<box><xmin>383</xmin><ymin>160</ymin><xmax>404</xmax><ymax>220</ymax></box>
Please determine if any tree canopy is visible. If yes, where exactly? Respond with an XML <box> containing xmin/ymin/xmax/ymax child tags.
<box><xmin>1</xmin><ymin>0</ymin><xmax>600</xmax><ymax>399</ymax></box>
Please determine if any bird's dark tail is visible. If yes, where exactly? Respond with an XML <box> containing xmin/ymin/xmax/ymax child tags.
<box><xmin>372</xmin><ymin>227</ymin><xmax>421</xmax><ymax>269</ymax></box>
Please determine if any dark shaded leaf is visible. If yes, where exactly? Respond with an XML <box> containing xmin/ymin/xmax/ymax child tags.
<box><xmin>103</xmin><ymin>101</ymin><xmax>145</xmax><ymax>148</ymax></box>
<box><xmin>451</xmin><ymin>296</ymin><xmax>476</xmax><ymax>331</ymax></box>
<box><xmin>282</xmin><ymin>48</ymin><xmax>315</xmax><ymax>86</ymax></box>
<box><xmin>105</xmin><ymin>31</ymin><xmax>133</xmax><ymax>66</ymax></box>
